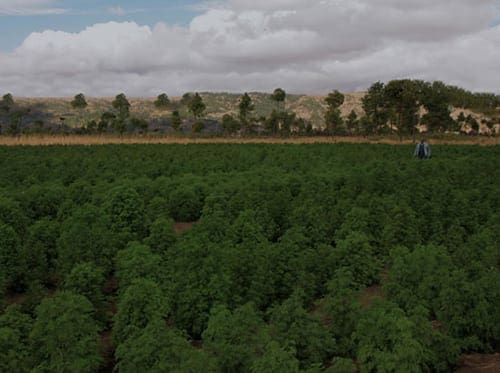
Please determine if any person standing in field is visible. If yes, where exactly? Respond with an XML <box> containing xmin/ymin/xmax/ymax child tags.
<box><xmin>414</xmin><ymin>139</ymin><xmax>431</xmax><ymax>159</ymax></box>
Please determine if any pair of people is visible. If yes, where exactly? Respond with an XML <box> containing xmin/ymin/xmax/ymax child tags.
<box><xmin>414</xmin><ymin>139</ymin><xmax>431</xmax><ymax>159</ymax></box>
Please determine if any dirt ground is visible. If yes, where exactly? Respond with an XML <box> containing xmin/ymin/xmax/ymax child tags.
<box><xmin>173</xmin><ymin>221</ymin><xmax>196</xmax><ymax>234</ymax></box>
<box><xmin>0</xmin><ymin>135</ymin><xmax>498</xmax><ymax>146</ymax></box>
<box><xmin>456</xmin><ymin>353</ymin><xmax>500</xmax><ymax>373</ymax></box>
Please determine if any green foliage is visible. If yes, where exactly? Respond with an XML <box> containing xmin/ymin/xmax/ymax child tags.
<box><xmin>0</xmin><ymin>305</ymin><xmax>32</xmax><ymax>372</ymax></box>
<box><xmin>154</xmin><ymin>93</ymin><xmax>171</xmax><ymax>109</ymax></box>
<box><xmin>188</xmin><ymin>93</ymin><xmax>206</xmax><ymax>120</ymax></box>
<box><xmin>322</xmin><ymin>268</ymin><xmax>362</xmax><ymax>356</ymax></box>
<box><xmin>326</xmin><ymin>357</ymin><xmax>357</xmax><ymax>373</ymax></box>
<box><xmin>436</xmin><ymin>268</ymin><xmax>500</xmax><ymax>349</ymax></box>
<box><xmin>222</xmin><ymin>113</ymin><xmax>241</xmax><ymax>134</ymax></box>
<box><xmin>362</xmin><ymin>81</ymin><xmax>389</xmax><ymax>134</ymax></box>
<box><xmin>0</xmin><ymin>143</ymin><xmax>498</xmax><ymax>371</ymax></box>
<box><xmin>129</xmin><ymin>117</ymin><xmax>149</xmax><ymax>132</ymax></box>
<box><xmin>203</xmin><ymin>303</ymin><xmax>268</xmax><ymax>372</ymax></box>
<box><xmin>180</xmin><ymin>92</ymin><xmax>193</xmax><ymax>107</ymax></box>
<box><xmin>112</xmin><ymin>93</ymin><xmax>131</xmax><ymax>119</ymax></box>
<box><xmin>115</xmin><ymin>317</ymin><xmax>216</xmax><ymax>372</ymax></box>
<box><xmin>168</xmin><ymin>186</ymin><xmax>204</xmax><ymax>221</ymax></box>
<box><xmin>384</xmin><ymin>79</ymin><xmax>422</xmax><ymax>137</ymax></box>
<box><xmin>113</xmin><ymin>278</ymin><xmax>168</xmax><ymax>346</ymax></box>
<box><xmin>325</xmin><ymin>90</ymin><xmax>344</xmax><ymax>108</ymax></box>
<box><xmin>268</xmin><ymin>290</ymin><xmax>333</xmax><ymax>369</ymax></box>
<box><xmin>144</xmin><ymin>217</ymin><xmax>176</xmax><ymax>255</ymax></box>
<box><xmin>385</xmin><ymin>245</ymin><xmax>453</xmax><ymax>313</ymax></box>
<box><xmin>19</xmin><ymin>183</ymin><xmax>66</xmax><ymax>220</ymax></box>
<box><xmin>355</xmin><ymin>300</ymin><xmax>429</xmax><ymax>373</ymax></box>
<box><xmin>30</xmin><ymin>291</ymin><xmax>102</xmax><ymax>372</ymax></box>
<box><xmin>265</xmin><ymin>110</ymin><xmax>298</xmax><ymax>135</ymax></box>
<box><xmin>0</xmin><ymin>223</ymin><xmax>21</xmax><ymax>285</ymax></box>
<box><xmin>239</xmin><ymin>92</ymin><xmax>255</xmax><ymax>124</ymax></box>
<box><xmin>1</xmin><ymin>93</ymin><xmax>14</xmax><ymax>107</ymax></box>
<box><xmin>345</xmin><ymin>110</ymin><xmax>360</xmax><ymax>135</ymax></box>
<box><xmin>22</xmin><ymin>217</ymin><xmax>59</xmax><ymax>286</ymax></box>
<box><xmin>251</xmin><ymin>341</ymin><xmax>300</xmax><ymax>373</ymax></box>
<box><xmin>57</xmin><ymin>204</ymin><xmax>115</xmax><ymax>275</ymax></box>
<box><xmin>170</xmin><ymin>109</ymin><xmax>182</xmax><ymax>130</ymax></box>
<box><xmin>0</xmin><ymin>197</ymin><xmax>28</xmax><ymax>235</ymax></box>
<box><xmin>333</xmin><ymin>232</ymin><xmax>380</xmax><ymax>287</ymax></box>
<box><xmin>104</xmin><ymin>185</ymin><xmax>146</xmax><ymax>243</ymax></box>
<box><xmin>271</xmin><ymin>88</ymin><xmax>286</xmax><ymax>111</ymax></box>
<box><xmin>324</xmin><ymin>90</ymin><xmax>345</xmax><ymax>135</ymax></box>
<box><xmin>115</xmin><ymin>243</ymin><xmax>164</xmax><ymax>290</ymax></box>
<box><xmin>421</xmin><ymin>81</ymin><xmax>454</xmax><ymax>132</ymax></box>
<box><xmin>380</xmin><ymin>203</ymin><xmax>421</xmax><ymax>252</ymax></box>
<box><xmin>62</xmin><ymin>262</ymin><xmax>105</xmax><ymax>308</ymax></box>
<box><xmin>71</xmin><ymin>93</ymin><xmax>88</xmax><ymax>109</ymax></box>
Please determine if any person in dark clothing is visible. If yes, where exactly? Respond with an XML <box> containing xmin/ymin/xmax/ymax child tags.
<box><xmin>414</xmin><ymin>139</ymin><xmax>431</xmax><ymax>159</ymax></box>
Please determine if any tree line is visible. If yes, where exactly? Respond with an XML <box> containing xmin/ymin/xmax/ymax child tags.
<box><xmin>1</xmin><ymin>80</ymin><xmax>499</xmax><ymax>137</ymax></box>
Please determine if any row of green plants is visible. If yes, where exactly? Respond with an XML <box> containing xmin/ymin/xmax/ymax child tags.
<box><xmin>1</xmin><ymin>79</ymin><xmax>499</xmax><ymax>137</ymax></box>
<box><xmin>0</xmin><ymin>144</ymin><xmax>498</xmax><ymax>371</ymax></box>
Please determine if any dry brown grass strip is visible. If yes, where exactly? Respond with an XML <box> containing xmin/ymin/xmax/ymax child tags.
<box><xmin>0</xmin><ymin>135</ymin><xmax>498</xmax><ymax>146</ymax></box>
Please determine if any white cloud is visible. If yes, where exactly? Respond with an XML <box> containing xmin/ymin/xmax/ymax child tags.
<box><xmin>0</xmin><ymin>0</ymin><xmax>499</xmax><ymax>96</ymax></box>
<box><xmin>0</xmin><ymin>0</ymin><xmax>65</xmax><ymax>15</ymax></box>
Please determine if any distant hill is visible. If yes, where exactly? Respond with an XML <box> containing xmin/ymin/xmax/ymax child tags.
<box><xmin>11</xmin><ymin>92</ymin><xmax>364</xmax><ymax>130</ymax></box>
<box><xmin>12</xmin><ymin>92</ymin><xmax>499</xmax><ymax>134</ymax></box>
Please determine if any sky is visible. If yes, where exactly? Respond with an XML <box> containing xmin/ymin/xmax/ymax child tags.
<box><xmin>0</xmin><ymin>0</ymin><xmax>499</xmax><ymax>97</ymax></box>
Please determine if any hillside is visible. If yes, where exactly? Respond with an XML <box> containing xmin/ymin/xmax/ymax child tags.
<box><xmin>12</xmin><ymin>92</ymin><xmax>499</xmax><ymax>133</ymax></box>
<box><xmin>14</xmin><ymin>92</ymin><xmax>351</xmax><ymax>129</ymax></box>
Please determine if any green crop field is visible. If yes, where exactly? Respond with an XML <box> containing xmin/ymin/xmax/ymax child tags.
<box><xmin>0</xmin><ymin>143</ymin><xmax>498</xmax><ymax>371</ymax></box>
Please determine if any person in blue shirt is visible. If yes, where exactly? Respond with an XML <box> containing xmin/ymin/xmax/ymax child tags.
<box><xmin>414</xmin><ymin>139</ymin><xmax>431</xmax><ymax>159</ymax></box>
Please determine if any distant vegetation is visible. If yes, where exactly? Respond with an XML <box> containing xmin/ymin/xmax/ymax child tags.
<box><xmin>1</xmin><ymin>80</ymin><xmax>499</xmax><ymax>137</ymax></box>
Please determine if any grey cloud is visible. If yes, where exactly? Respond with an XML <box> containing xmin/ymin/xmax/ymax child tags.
<box><xmin>0</xmin><ymin>0</ymin><xmax>499</xmax><ymax>96</ymax></box>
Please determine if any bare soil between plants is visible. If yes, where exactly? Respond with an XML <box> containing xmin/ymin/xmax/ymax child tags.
<box><xmin>456</xmin><ymin>353</ymin><xmax>500</xmax><ymax>372</ymax></box>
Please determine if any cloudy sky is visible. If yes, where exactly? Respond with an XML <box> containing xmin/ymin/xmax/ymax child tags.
<box><xmin>0</xmin><ymin>0</ymin><xmax>499</xmax><ymax>97</ymax></box>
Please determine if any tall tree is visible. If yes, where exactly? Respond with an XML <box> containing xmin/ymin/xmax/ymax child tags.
<box><xmin>421</xmin><ymin>81</ymin><xmax>453</xmax><ymax>133</ymax></box>
<box><xmin>154</xmin><ymin>93</ymin><xmax>171</xmax><ymax>109</ymax></box>
<box><xmin>188</xmin><ymin>93</ymin><xmax>206</xmax><ymax>120</ymax></box>
<box><xmin>384</xmin><ymin>79</ymin><xmax>422</xmax><ymax>140</ymax></box>
<box><xmin>112</xmin><ymin>93</ymin><xmax>131</xmax><ymax>119</ymax></box>
<box><xmin>345</xmin><ymin>110</ymin><xmax>360</xmax><ymax>135</ymax></box>
<box><xmin>239</xmin><ymin>92</ymin><xmax>255</xmax><ymax>132</ymax></box>
<box><xmin>71</xmin><ymin>93</ymin><xmax>88</xmax><ymax>109</ymax></box>
<box><xmin>324</xmin><ymin>90</ymin><xmax>345</xmax><ymax>135</ymax></box>
<box><xmin>362</xmin><ymin>82</ymin><xmax>389</xmax><ymax>134</ymax></box>
<box><xmin>180</xmin><ymin>93</ymin><xmax>193</xmax><ymax>107</ymax></box>
<box><xmin>1</xmin><ymin>93</ymin><xmax>14</xmax><ymax>111</ymax></box>
<box><xmin>271</xmin><ymin>88</ymin><xmax>286</xmax><ymax>112</ymax></box>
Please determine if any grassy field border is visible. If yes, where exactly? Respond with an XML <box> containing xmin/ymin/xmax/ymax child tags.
<box><xmin>0</xmin><ymin>134</ymin><xmax>498</xmax><ymax>146</ymax></box>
